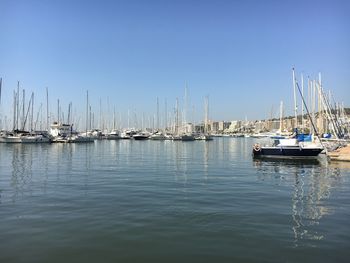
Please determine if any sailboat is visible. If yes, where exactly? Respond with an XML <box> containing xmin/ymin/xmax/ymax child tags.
<box><xmin>253</xmin><ymin>69</ymin><xmax>324</xmax><ymax>158</ymax></box>
<box><xmin>195</xmin><ymin>96</ymin><xmax>213</xmax><ymax>141</ymax></box>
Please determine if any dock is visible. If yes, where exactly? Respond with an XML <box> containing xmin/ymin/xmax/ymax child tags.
<box><xmin>328</xmin><ymin>144</ymin><xmax>350</xmax><ymax>162</ymax></box>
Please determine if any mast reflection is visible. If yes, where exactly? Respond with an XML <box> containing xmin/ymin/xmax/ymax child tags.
<box><xmin>253</xmin><ymin>157</ymin><xmax>343</xmax><ymax>246</ymax></box>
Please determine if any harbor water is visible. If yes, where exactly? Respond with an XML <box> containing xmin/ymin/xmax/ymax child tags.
<box><xmin>0</xmin><ymin>138</ymin><xmax>349</xmax><ymax>262</ymax></box>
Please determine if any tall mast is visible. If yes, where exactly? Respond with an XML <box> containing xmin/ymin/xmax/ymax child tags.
<box><xmin>157</xmin><ymin>97</ymin><xmax>159</xmax><ymax>131</ymax></box>
<box><xmin>307</xmin><ymin>77</ymin><xmax>311</xmax><ymax>131</ymax></box>
<box><xmin>13</xmin><ymin>90</ymin><xmax>16</xmax><ymax>131</ymax></box>
<box><xmin>318</xmin><ymin>72</ymin><xmax>323</xmax><ymax>133</ymax></box>
<box><xmin>279</xmin><ymin>101</ymin><xmax>283</xmax><ymax>133</ymax></box>
<box><xmin>113</xmin><ymin>106</ymin><xmax>116</xmax><ymax>130</ymax></box>
<box><xmin>175</xmin><ymin>97</ymin><xmax>179</xmax><ymax>135</ymax></box>
<box><xmin>0</xmin><ymin>78</ymin><xmax>2</xmax><ymax>130</ymax></box>
<box><xmin>99</xmin><ymin>98</ymin><xmax>102</xmax><ymax>130</ymax></box>
<box><xmin>204</xmin><ymin>96</ymin><xmax>209</xmax><ymax>134</ymax></box>
<box><xmin>292</xmin><ymin>68</ymin><xmax>298</xmax><ymax>128</ymax></box>
<box><xmin>46</xmin><ymin>87</ymin><xmax>49</xmax><ymax>131</ymax></box>
<box><xmin>67</xmin><ymin>102</ymin><xmax>71</xmax><ymax>125</ymax></box>
<box><xmin>301</xmin><ymin>73</ymin><xmax>304</xmax><ymax>131</ymax></box>
<box><xmin>312</xmin><ymin>80</ymin><xmax>316</xmax><ymax>131</ymax></box>
<box><xmin>86</xmin><ymin>90</ymin><xmax>88</xmax><ymax>134</ymax></box>
<box><xmin>31</xmin><ymin>92</ymin><xmax>34</xmax><ymax>132</ymax></box>
<box><xmin>16</xmin><ymin>81</ymin><xmax>19</xmax><ymax>130</ymax></box>
<box><xmin>184</xmin><ymin>84</ymin><xmax>188</xmax><ymax>132</ymax></box>
<box><xmin>89</xmin><ymin>106</ymin><xmax>92</xmax><ymax>130</ymax></box>
<box><xmin>22</xmin><ymin>89</ymin><xmax>25</xmax><ymax>130</ymax></box>
<box><xmin>0</xmin><ymin>77</ymin><xmax>2</xmax><ymax>105</ymax></box>
<box><xmin>164</xmin><ymin>98</ymin><xmax>167</xmax><ymax>131</ymax></box>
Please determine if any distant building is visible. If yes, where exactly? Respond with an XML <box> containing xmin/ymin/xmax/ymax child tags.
<box><xmin>226</xmin><ymin>120</ymin><xmax>242</xmax><ymax>133</ymax></box>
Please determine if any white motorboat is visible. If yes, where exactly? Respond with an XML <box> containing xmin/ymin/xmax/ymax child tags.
<box><xmin>106</xmin><ymin>130</ymin><xmax>120</xmax><ymax>140</ymax></box>
<box><xmin>150</xmin><ymin>132</ymin><xmax>166</xmax><ymax>140</ymax></box>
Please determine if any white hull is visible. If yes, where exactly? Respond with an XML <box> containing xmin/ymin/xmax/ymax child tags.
<box><xmin>21</xmin><ymin>135</ymin><xmax>51</xmax><ymax>143</ymax></box>
<box><xmin>150</xmin><ymin>134</ymin><xmax>166</xmax><ymax>140</ymax></box>
<box><xmin>0</xmin><ymin>136</ymin><xmax>22</xmax><ymax>143</ymax></box>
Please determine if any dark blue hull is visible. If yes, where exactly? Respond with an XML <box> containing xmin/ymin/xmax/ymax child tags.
<box><xmin>253</xmin><ymin>146</ymin><xmax>323</xmax><ymax>157</ymax></box>
<box><xmin>133</xmin><ymin>136</ymin><xmax>149</xmax><ymax>140</ymax></box>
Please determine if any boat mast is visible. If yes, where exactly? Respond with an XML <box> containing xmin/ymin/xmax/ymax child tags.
<box><xmin>175</xmin><ymin>97</ymin><xmax>179</xmax><ymax>135</ymax></box>
<box><xmin>46</xmin><ymin>87</ymin><xmax>49</xmax><ymax>131</ymax></box>
<box><xmin>164</xmin><ymin>98</ymin><xmax>167</xmax><ymax>131</ymax></box>
<box><xmin>86</xmin><ymin>90</ymin><xmax>88</xmax><ymax>135</ymax></box>
<box><xmin>113</xmin><ymin>106</ymin><xmax>116</xmax><ymax>130</ymax></box>
<box><xmin>292</xmin><ymin>68</ymin><xmax>298</xmax><ymax>128</ymax></box>
<box><xmin>16</xmin><ymin>81</ymin><xmax>19</xmax><ymax>130</ymax></box>
<box><xmin>204</xmin><ymin>95</ymin><xmax>209</xmax><ymax>134</ymax></box>
<box><xmin>13</xmin><ymin>90</ymin><xmax>16</xmax><ymax>131</ymax></box>
<box><xmin>184</xmin><ymin>84</ymin><xmax>188</xmax><ymax>133</ymax></box>
<box><xmin>301</xmin><ymin>74</ymin><xmax>304</xmax><ymax>132</ymax></box>
<box><xmin>157</xmin><ymin>97</ymin><xmax>159</xmax><ymax>131</ymax></box>
<box><xmin>99</xmin><ymin>98</ymin><xmax>102</xmax><ymax>131</ymax></box>
<box><xmin>0</xmin><ymin>78</ymin><xmax>5</xmax><ymax>130</ymax></box>
<box><xmin>0</xmin><ymin>78</ymin><xmax>2</xmax><ymax>130</ymax></box>
<box><xmin>31</xmin><ymin>92</ymin><xmax>34</xmax><ymax>132</ymax></box>
<box><xmin>279</xmin><ymin>101</ymin><xmax>283</xmax><ymax>133</ymax></box>
<box><xmin>22</xmin><ymin>89</ymin><xmax>25</xmax><ymax>131</ymax></box>
<box><xmin>67</xmin><ymin>102</ymin><xmax>71</xmax><ymax>125</ymax></box>
<box><xmin>307</xmin><ymin>77</ymin><xmax>311</xmax><ymax>132</ymax></box>
<box><xmin>0</xmin><ymin>77</ymin><xmax>2</xmax><ymax>106</ymax></box>
<box><xmin>312</xmin><ymin>80</ymin><xmax>316</xmax><ymax>130</ymax></box>
<box><xmin>57</xmin><ymin>98</ymin><xmax>60</xmax><ymax>124</ymax></box>
<box><xmin>295</xmin><ymin>81</ymin><xmax>320</xmax><ymax>138</ymax></box>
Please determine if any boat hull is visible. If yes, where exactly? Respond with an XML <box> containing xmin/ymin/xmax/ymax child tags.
<box><xmin>181</xmin><ymin>135</ymin><xmax>195</xmax><ymax>141</ymax></box>
<box><xmin>133</xmin><ymin>135</ymin><xmax>149</xmax><ymax>140</ymax></box>
<box><xmin>253</xmin><ymin>146</ymin><xmax>323</xmax><ymax>157</ymax></box>
<box><xmin>0</xmin><ymin>136</ymin><xmax>22</xmax><ymax>143</ymax></box>
<box><xmin>21</xmin><ymin>135</ymin><xmax>51</xmax><ymax>143</ymax></box>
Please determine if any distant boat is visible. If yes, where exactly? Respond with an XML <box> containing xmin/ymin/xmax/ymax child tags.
<box><xmin>250</xmin><ymin>133</ymin><xmax>269</xmax><ymax>138</ymax></box>
<box><xmin>105</xmin><ymin>129</ymin><xmax>120</xmax><ymax>140</ymax></box>
<box><xmin>133</xmin><ymin>132</ymin><xmax>150</xmax><ymax>140</ymax></box>
<box><xmin>171</xmin><ymin>135</ymin><xmax>182</xmax><ymax>141</ymax></box>
<box><xmin>181</xmin><ymin>134</ymin><xmax>195</xmax><ymax>141</ymax></box>
<box><xmin>150</xmin><ymin>132</ymin><xmax>166</xmax><ymax>140</ymax></box>
<box><xmin>0</xmin><ymin>132</ymin><xmax>22</xmax><ymax>143</ymax></box>
<box><xmin>21</xmin><ymin>134</ymin><xmax>51</xmax><ymax>143</ymax></box>
<box><xmin>195</xmin><ymin>134</ymin><xmax>213</xmax><ymax>141</ymax></box>
<box><xmin>120</xmin><ymin>130</ymin><xmax>134</xmax><ymax>139</ymax></box>
<box><xmin>50</xmin><ymin>122</ymin><xmax>73</xmax><ymax>138</ymax></box>
<box><xmin>0</xmin><ymin>131</ymin><xmax>51</xmax><ymax>143</ymax></box>
<box><xmin>67</xmin><ymin>135</ymin><xmax>94</xmax><ymax>143</ymax></box>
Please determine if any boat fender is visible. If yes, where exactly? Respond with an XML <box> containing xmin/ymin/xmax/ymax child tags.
<box><xmin>253</xmin><ymin>144</ymin><xmax>261</xmax><ymax>152</ymax></box>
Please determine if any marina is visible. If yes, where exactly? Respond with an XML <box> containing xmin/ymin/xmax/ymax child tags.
<box><xmin>1</xmin><ymin>1</ymin><xmax>349</xmax><ymax>262</ymax></box>
<box><xmin>0</xmin><ymin>137</ymin><xmax>349</xmax><ymax>262</ymax></box>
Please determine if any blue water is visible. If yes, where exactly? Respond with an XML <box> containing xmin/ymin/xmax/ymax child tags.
<box><xmin>0</xmin><ymin>138</ymin><xmax>349</xmax><ymax>262</ymax></box>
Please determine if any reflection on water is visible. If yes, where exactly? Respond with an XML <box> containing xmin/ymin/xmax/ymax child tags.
<box><xmin>10</xmin><ymin>145</ymin><xmax>32</xmax><ymax>201</ymax></box>
<box><xmin>253</xmin><ymin>157</ymin><xmax>344</xmax><ymax>246</ymax></box>
<box><xmin>0</xmin><ymin>143</ymin><xmax>96</xmax><ymax>203</ymax></box>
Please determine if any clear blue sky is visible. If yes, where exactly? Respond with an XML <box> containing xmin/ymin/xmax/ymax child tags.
<box><xmin>0</xmin><ymin>0</ymin><xmax>349</xmax><ymax>128</ymax></box>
